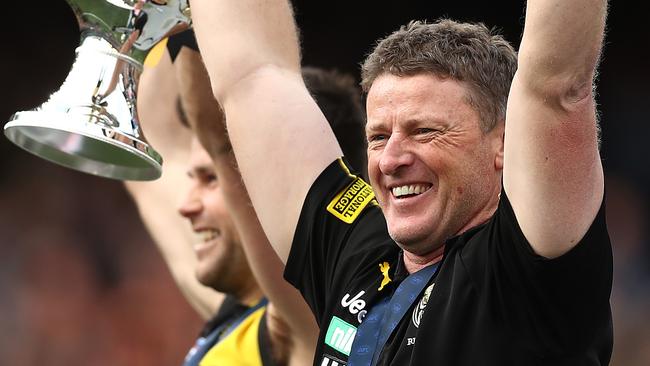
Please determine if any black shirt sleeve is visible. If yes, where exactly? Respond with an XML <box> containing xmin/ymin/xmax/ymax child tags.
<box><xmin>284</xmin><ymin>158</ymin><xmax>395</xmax><ymax>325</ymax></box>
<box><xmin>461</xmin><ymin>190</ymin><xmax>612</xmax><ymax>358</ymax></box>
<box><xmin>167</xmin><ymin>28</ymin><xmax>199</xmax><ymax>62</ymax></box>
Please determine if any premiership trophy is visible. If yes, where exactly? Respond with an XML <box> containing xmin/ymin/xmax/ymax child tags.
<box><xmin>4</xmin><ymin>0</ymin><xmax>191</xmax><ymax>180</ymax></box>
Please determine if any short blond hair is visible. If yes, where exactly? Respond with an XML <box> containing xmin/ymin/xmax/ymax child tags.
<box><xmin>361</xmin><ymin>20</ymin><xmax>517</xmax><ymax>132</ymax></box>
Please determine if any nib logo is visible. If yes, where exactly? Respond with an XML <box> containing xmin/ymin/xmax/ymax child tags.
<box><xmin>324</xmin><ymin>316</ymin><xmax>357</xmax><ymax>356</ymax></box>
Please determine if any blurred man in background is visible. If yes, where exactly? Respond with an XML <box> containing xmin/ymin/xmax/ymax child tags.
<box><xmin>126</xmin><ymin>29</ymin><xmax>367</xmax><ymax>365</ymax></box>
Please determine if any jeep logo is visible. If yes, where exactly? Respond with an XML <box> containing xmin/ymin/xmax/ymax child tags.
<box><xmin>341</xmin><ymin>290</ymin><xmax>366</xmax><ymax>314</ymax></box>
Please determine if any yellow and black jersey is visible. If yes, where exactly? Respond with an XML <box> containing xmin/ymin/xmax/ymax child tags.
<box><xmin>143</xmin><ymin>28</ymin><xmax>198</xmax><ymax>68</ymax></box>
<box><xmin>284</xmin><ymin>157</ymin><xmax>612</xmax><ymax>365</ymax></box>
<box><xmin>184</xmin><ymin>296</ymin><xmax>276</xmax><ymax>366</ymax></box>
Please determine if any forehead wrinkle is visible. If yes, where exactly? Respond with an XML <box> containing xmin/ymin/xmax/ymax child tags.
<box><xmin>368</xmin><ymin>75</ymin><xmax>469</xmax><ymax>128</ymax></box>
<box><xmin>367</xmin><ymin>99</ymin><xmax>448</xmax><ymax>133</ymax></box>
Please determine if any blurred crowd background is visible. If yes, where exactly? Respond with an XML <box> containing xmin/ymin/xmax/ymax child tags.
<box><xmin>1</xmin><ymin>1</ymin><xmax>648</xmax><ymax>365</ymax></box>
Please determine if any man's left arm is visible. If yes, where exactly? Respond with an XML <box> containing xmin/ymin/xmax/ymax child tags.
<box><xmin>503</xmin><ymin>0</ymin><xmax>608</xmax><ymax>258</ymax></box>
<box><xmin>174</xmin><ymin>47</ymin><xmax>318</xmax><ymax>364</ymax></box>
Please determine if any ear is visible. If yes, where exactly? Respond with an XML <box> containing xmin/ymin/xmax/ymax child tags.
<box><xmin>493</xmin><ymin>123</ymin><xmax>505</xmax><ymax>171</ymax></box>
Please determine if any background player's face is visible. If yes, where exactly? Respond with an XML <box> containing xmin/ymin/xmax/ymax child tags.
<box><xmin>365</xmin><ymin>73</ymin><xmax>503</xmax><ymax>255</ymax></box>
<box><xmin>178</xmin><ymin>139</ymin><xmax>252</xmax><ymax>294</ymax></box>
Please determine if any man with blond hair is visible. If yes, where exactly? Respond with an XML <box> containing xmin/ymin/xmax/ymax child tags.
<box><xmin>188</xmin><ymin>1</ymin><xmax>612</xmax><ymax>364</ymax></box>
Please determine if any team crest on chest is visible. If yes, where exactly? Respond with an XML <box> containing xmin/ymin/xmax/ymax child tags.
<box><xmin>411</xmin><ymin>283</ymin><xmax>434</xmax><ymax>328</ymax></box>
<box><xmin>378</xmin><ymin>262</ymin><xmax>392</xmax><ymax>291</ymax></box>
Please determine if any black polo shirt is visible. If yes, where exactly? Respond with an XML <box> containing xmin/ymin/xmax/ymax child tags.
<box><xmin>284</xmin><ymin>158</ymin><xmax>613</xmax><ymax>366</ymax></box>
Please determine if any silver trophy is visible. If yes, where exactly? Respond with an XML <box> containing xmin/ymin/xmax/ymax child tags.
<box><xmin>4</xmin><ymin>0</ymin><xmax>191</xmax><ymax>181</ymax></box>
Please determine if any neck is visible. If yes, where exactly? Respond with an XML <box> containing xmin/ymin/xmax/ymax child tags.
<box><xmin>402</xmin><ymin>185</ymin><xmax>501</xmax><ymax>274</ymax></box>
<box><xmin>233</xmin><ymin>282</ymin><xmax>264</xmax><ymax>307</ymax></box>
<box><xmin>403</xmin><ymin>245</ymin><xmax>445</xmax><ymax>274</ymax></box>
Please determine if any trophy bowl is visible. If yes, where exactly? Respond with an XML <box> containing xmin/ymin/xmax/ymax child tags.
<box><xmin>4</xmin><ymin>0</ymin><xmax>191</xmax><ymax>181</ymax></box>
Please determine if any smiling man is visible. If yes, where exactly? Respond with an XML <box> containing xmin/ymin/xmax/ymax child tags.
<box><xmin>177</xmin><ymin>137</ymin><xmax>273</xmax><ymax>365</ymax></box>
<box><xmin>364</xmin><ymin>70</ymin><xmax>506</xmax><ymax>270</ymax></box>
<box><xmin>190</xmin><ymin>0</ymin><xmax>613</xmax><ymax>364</ymax></box>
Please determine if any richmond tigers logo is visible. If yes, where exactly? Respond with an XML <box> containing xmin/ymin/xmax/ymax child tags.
<box><xmin>412</xmin><ymin>283</ymin><xmax>434</xmax><ymax>328</ymax></box>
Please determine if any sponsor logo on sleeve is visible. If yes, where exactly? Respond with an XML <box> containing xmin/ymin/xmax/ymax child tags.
<box><xmin>325</xmin><ymin>316</ymin><xmax>357</xmax><ymax>356</ymax></box>
<box><xmin>327</xmin><ymin>178</ymin><xmax>375</xmax><ymax>224</ymax></box>
<box><xmin>320</xmin><ymin>354</ymin><xmax>347</xmax><ymax>366</ymax></box>
<box><xmin>341</xmin><ymin>290</ymin><xmax>368</xmax><ymax>323</ymax></box>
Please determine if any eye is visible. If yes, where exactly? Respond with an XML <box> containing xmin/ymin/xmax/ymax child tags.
<box><xmin>415</xmin><ymin>128</ymin><xmax>436</xmax><ymax>134</ymax></box>
<box><xmin>205</xmin><ymin>173</ymin><xmax>218</xmax><ymax>184</ymax></box>
<box><xmin>367</xmin><ymin>134</ymin><xmax>387</xmax><ymax>143</ymax></box>
<box><xmin>197</xmin><ymin>172</ymin><xmax>218</xmax><ymax>187</ymax></box>
<box><xmin>413</xmin><ymin>127</ymin><xmax>442</xmax><ymax>142</ymax></box>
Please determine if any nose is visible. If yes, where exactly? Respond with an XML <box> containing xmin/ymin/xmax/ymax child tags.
<box><xmin>378</xmin><ymin>134</ymin><xmax>413</xmax><ymax>176</ymax></box>
<box><xmin>178</xmin><ymin>188</ymin><xmax>202</xmax><ymax>219</ymax></box>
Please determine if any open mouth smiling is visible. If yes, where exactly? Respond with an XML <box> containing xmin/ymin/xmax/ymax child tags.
<box><xmin>391</xmin><ymin>184</ymin><xmax>432</xmax><ymax>198</ymax></box>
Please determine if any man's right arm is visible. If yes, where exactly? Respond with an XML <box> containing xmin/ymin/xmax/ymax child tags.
<box><xmin>190</xmin><ymin>0</ymin><xmax>342</xmax><ymax>262</ymax></box>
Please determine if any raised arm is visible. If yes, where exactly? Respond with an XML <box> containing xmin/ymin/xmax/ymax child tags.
<box><xmin>125</xmin><ymin>46</ymin><xmax>222</xmax><ymax>319</ymax></box>
<box><xmin>174</xmin><ymin>45</ymin><xmax>318</xmax><ymax>364</ymax></box>
<box><xmin>190</xmin><ymin>0</ymin><xmax>342</xmax><ymax>262</ymax></box>
<box><xmin>503</xmin><ymin>0</ymin><xmax>608</xmax><ymax>258</ymax></box>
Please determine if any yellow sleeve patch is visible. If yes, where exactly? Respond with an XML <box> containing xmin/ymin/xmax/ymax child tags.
<box><xmin>143</xmin><ymin>37</ymin><xmax>169</xmax><ymax>68</ymax></box>
<box><xmin>327</xmin><ymin>177</ymin><xmax>376</xmax><ymax>224</ymax></box>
